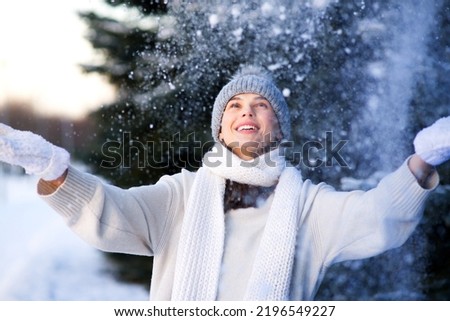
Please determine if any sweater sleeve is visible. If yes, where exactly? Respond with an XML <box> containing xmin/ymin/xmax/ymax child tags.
<box><xmin>39</xmin><ymin>166</ymin><xmax>190</xmax><ymax>256</ymax></box>
<box><xmin>309</xmin><ymin>157</ymin><xmax>439</xmax><ymax>266</ymax></box>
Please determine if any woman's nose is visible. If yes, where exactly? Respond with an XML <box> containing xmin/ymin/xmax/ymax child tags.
<box><xmin>241</xmin><ymin>105</ymin><xmax>253</xmax><ymax>117</ymax></box>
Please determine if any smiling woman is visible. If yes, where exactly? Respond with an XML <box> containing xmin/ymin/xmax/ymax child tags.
<box><xmin>219</xmin><ymin>93</ymin><xmax>282</xmax><ymax>160</ymax></box>
<box><xmin>212</xmin><ymin>66</ymin><xmax>291</xmax><ymax>161</ymax></box>
<box><xmin>0</xmin><ymin>0</ymin><xmax>116</xmax><ymax>119</ymax></box>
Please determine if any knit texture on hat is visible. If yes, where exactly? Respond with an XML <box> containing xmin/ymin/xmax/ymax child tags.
<box><xmin>211</xmin><ymin>66</ymin><xmax>291</xmax><ymax>142</ymax></box>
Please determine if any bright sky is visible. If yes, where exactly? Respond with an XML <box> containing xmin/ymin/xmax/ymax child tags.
<box><xmin>0</xmin><ymin>0</ymin><xmax>118</xmax><ymax>119</ymax></box>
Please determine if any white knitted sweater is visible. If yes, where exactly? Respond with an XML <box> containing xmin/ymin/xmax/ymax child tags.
<box><xmin>40</xmin><ymin>157</ymin><xmax>437</xmax><ymax>300</ymax></box>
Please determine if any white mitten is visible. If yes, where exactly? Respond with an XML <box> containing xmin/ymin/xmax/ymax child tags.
<box><xmin>0</xmin><ymin>123</ymin><xmax>70</xmax><ymax>180</ymax></box>
<box><xmin>413</xmin><ymin>116</ymin><xmax>450</xmax><ymax>166</ymax></box>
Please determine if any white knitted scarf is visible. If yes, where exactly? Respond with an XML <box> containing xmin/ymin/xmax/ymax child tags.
<box><xmin>171</xmin><ymin>144</ymin><xmax>304</xmax><ymax>300</ymax></box>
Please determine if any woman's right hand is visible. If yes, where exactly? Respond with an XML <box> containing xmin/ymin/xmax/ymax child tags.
<box><xmin>0</xmin><ymin>123</ymin><xmax>70</xmax><ymax>181</ymax></box>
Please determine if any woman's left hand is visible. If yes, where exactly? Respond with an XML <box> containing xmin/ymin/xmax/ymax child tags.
<box><xmin>414</xmin><ymin>116</ymin><xmax>450</xmax><ymax>166</ymax></box>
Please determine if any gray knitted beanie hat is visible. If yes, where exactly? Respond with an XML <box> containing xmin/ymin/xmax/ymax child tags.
<box><xmin>211</xmin><ymin>65</ymin><xmax>291</xmax><ymax>142</ymax></box>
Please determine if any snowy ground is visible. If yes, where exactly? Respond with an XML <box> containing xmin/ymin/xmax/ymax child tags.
<box><xmin>0</xmin><ymin>167</ymin><xmax>148</xmax><ymax>301</ymax></box>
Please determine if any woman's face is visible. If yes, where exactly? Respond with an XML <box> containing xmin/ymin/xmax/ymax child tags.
<box><xmin>219</xmin><ymin>93</ymin><xmax>281</xmax><ymax>160</ymax></box>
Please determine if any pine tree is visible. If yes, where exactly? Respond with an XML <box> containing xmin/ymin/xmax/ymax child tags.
<box><xmin>78</xmin><ymin>0</ymin><xmax>175</xmax><ymax>288</ymax></box>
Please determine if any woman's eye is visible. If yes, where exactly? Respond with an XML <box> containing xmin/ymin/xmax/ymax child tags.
<box><xmin>257</xmin><ymin>103</ymin><xmax>268</xmax><ymax>108</ymax></box>
<box><xmin>229</xmin><ymin>103</ymin><xmax>240</xmax><ymax>109</ymax></box>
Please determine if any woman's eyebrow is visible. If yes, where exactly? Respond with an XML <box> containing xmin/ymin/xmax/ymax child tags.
<box><xmin>228</xmin><ymin>96</ymin><xmax>243</xmax><ymax>102</ymax></box>
<box><xmin>253</xmin><ymin>96</ymin><xmax>270</xmax><ymax>102</ymax></box>
<box><xmin>227</xmin><ymin>95</ymin><xmax>268</xmax><ymax>103</ymax></box>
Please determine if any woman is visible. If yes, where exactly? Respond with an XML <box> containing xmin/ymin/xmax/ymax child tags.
<box><xmin>0</xmin><ymin>66</ymin><xmax>448</xmax><ymax>300</ymax></box>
